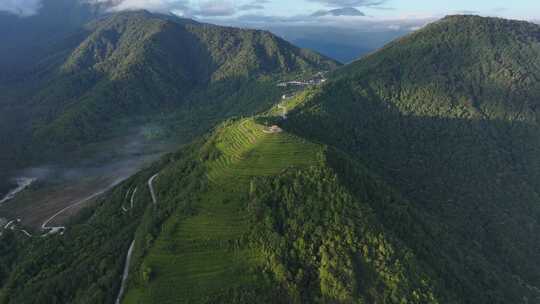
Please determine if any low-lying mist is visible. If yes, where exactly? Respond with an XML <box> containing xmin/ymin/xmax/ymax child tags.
<box><xmin>0</xmin><ymin>123</ymin><xmax>175</xmax><ymax>209</ymax></box>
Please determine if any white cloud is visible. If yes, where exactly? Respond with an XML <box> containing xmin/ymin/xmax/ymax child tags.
<box><xmin>196</xmin><ymin>0</ymin><xmax>236</xmax><ymax>17</ymax></box>
<box><xmin>306</xmin><ymin>0</ymin><xmax>387</xmax><ymax>8</ymax></box>
<box><xmin>239</xmin><ymin>0</ymin><xmax>269</xmax><ymax>11</ymax></box>
<box><xmin>91</xmin><ymin>0</ymin><xmax>188</xmax><ymax>13</ymax></box>
<box><xmin>0</xmin><ymin>0</ymin><xmax>42</xmax><ymax>16</ymax></box>
<box><xmin>216</xmin><ymin>11</ymin><xmax>436</xmax><ymax>32</ymax></box>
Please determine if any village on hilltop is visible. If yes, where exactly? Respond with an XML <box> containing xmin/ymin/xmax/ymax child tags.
<box><xmin>277</xmin><ymin>71</ymin><xmax>327</xmax><ymax>88</ymax></box>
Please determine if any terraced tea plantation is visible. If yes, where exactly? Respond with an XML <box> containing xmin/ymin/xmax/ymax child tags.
<box><xmin>124</xmin><ymin>118</ymin><xmax>322</xmax><ymax>303</ymax></box>
<box><xmin>267</xmin><ymin>88</ymin><xmax>319</xmax><ymax>118</ymax></box>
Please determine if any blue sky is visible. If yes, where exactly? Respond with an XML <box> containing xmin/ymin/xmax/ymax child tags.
<box><xmin>378</xmin><ymin>0</ymin><xmax>540</xmax><ymax>19</ymax></box>
<box><xmin>173</xmin><ymin>0</ymin><xmax>540</xmax><ymax>32</ymax></box>
<box><xmin>184</xmin><ymin>0</ymin><xmax>540</xmax><ymax>20</ymax></box>
<box><xmin>2</xmin><ymin>0</ymin><xmax>540</xmax><ymax>25</ymax></box>
<box><xmin>2</xmin><ymin>0</ymin><xmax>538</xmax><ymax>63</ymax></box>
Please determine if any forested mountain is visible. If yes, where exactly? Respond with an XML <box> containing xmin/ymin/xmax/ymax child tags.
<box><xmin>2</xmin><ymin>14</ymin><xmax>540</xmax><ymax>304</ymax></box>
<box><xmin>0</xmin><ymin>3</ymin><xmax>337</xmax><ymax>188</ymax></box>
<box><xmin>283</xmin><ymin>15</ymin><xmax>540</xmax><ymax>302</ymax></box>
<box><xmin>0</xmin><ymin>0</ymin><xmax>103</xmax><ymax>72</ymax></box>
<box><xmin>29</xmin><ymin>10</ymin><xmax>336</xmax><ymax>146</ymax></box>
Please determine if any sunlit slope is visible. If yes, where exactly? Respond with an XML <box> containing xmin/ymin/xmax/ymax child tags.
<box><xmin>0</xmin><ymin>8</ymin><xmax>339</xmax><ymax>174</ymax></box>
<box><xmin>0</xmin><ymin>113</ymin><xmax>446</xmax><ymax>303</ymax></box>
<box><xmin>6</xmin><ymin>14</ymin><xmax>540</xmax><ymax>304</ymax></box>
<box><xmin>124</xmin><ymin>118</ymin><xmax>323</xmax><ymax>303</ymax></box>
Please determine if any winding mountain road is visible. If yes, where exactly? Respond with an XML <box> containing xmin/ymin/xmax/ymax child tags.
<box><xmin>3</xmin><ymin>186</ymin><xmax>112</xmax><ymax>237</ymax></box>
<box><xmin>121</xmin><ymin>187</ymin><xmax>138</xmax><ymax>213</ymax></box>
<box><xmin>121</xmin><ymin>188</ymin><xmax>132</xmax><ymax>213</ymax></box>
<box><xmin>4</xmin><ymin>219</ymin><xmax>15</xmax><ymax>229</ymax></box>
<box><xmin>148</xmin><ymin>174</ymin><xmax>159</xmax><ymax>205</ymax></box>
<box><xmin>41</xmin><ymin>189</ymin><xmax>106</xmax><ymax>234</ymax></box>
<box><xmin>2</xmin><ymin>218</ymin><xmax>33</xmax><ymax>238</ymax></box>
<box><xmin>115</xmin><ymin>240</ymin><xmax>135</xmax><ymax>304</ymax></box>
<box><xmin>41</xmin><ymin>178</ymin><xmax>125</xmax><ymax>235</ymax></box>
<box><xmin>115</xmin><ymin>173</ymin><xmax>159</xmax><ymax>304</ymax></box>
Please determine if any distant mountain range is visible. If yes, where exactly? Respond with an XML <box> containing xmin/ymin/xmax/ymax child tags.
<box><xmin>268</xmin><ymin>25</ymin><xmax>411</xmax><ymax>63</ymax></box>
<box><xmin>311</xmin><ymin>7</ymin><xmax>365</xmax><ymax>17</ymax></box>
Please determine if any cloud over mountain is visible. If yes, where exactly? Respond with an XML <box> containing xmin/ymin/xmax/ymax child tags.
<box><xmin>0</xmin><ymin>0</ymin><xmax>42</xmax><ymax>16</ymax></box>
<box><xmin>307</xmin><ymin>0</ymin><xmax>387</xmax><ymax>8</ymax></box>
<box><xmin>0</xmin><ymin>0</ymin><xmax>264</xmax><ymax>17</ymax></box>
<box><xmin>311</xmin><ymin>7</ymin><xmax>365</xmax><ymax>17</ymax></box>
<box><xmin>90</xmin><ymin>0</ymin><xmax>188</xmax><ymax>13</ymax></box>
<box><xmin>239</xmin><ymin>0</ymin><xmax>269</xmax><ymax>11</ymax></box>
<box><xmin>194</xmin><ymin>0</ymin><xmax>236</xmax><ymax>16</ymax></box>
<box><xmin>0</xmin><ymin>0</ymin><xmax>193</xmax><ymax>16</ymax></box>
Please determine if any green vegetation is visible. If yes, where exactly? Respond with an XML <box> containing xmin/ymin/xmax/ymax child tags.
<box><xmin>0</xmin><ymin>9</ymin><xmax>338</xmax><ymax>172</ymax></box>
<box><xmin>28</xmin><ymin>11</ymin><xmax>335</xmax><ymax>157</ymax></box>
<box><xmin>115</xmin><ymin>117</ymin><xmax>445</xmax><ymax>303</ymax></box>
<box><xmin>0</xmin><ymin>141</ymin><xmax>207</xmax><ymax>304</ymax></box>
<box><xmin>123</xmin><ymin>118</ymin><xmax>322</xmax><ymax>303</ymax></box>
<box><xmin>0</xmin><ymin>231</ymin><xmax>25</xmax><ymax>298</ymax></box>
<box><xmin>3</xmin><ymin>13</ymin><xmax>540</xmax><ymax>304</ymax></box>
<box><xmin>248</xmin><ymin>159</ymin><xmax>440</xmax><ymax>303</ymax></box>
<box><xmin>283</xmin><ymin>15</ymin><xmax>540</xmax><ymax>303</ymax></box>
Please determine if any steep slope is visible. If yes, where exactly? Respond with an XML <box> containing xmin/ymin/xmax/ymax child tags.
<box><xmin>0</xmin><ymin>0</ymin><xmax>104</xmax><ymax>181</ymax></box>
<box><xmin>28</xmin><ymin>11</ymin><xmax>337</xmax><ymax>151</ymax></box>
<box><xmin>120</xmin><ymin>119</ymin><xmax>448</xmax><ymax>304</ymax></box>
<box><xmin>0</xmin><ymin>116</ymin><xmax>442</xmax><ymax>304</ymax></box>
<box><xmin>4</xmin><ymin>14</ymin><xmax>540</xmax><ymax>304</ymax></box>
<box><xmin>0</xmin><ymin>0</ymin><xmax>103</xmax><ymax>74</ymax></box>
<box><xmin>337</xmin><ymin>14</ymin><xmax>540</xmax><ymax>121</ymax></box>
<box><xmin>0</xmin><ymin>7</ymin><xmax>337</xmax><ymax>191</ymax></box>
<box><xmin>283</xmin><ymin>15</ymin><xmax>540</xmax><ymax>303</ymax></box>
<box><xmin>123</xmin><ymin>118</ymin><xmax>323</xmax><ymax>303</ymax></box>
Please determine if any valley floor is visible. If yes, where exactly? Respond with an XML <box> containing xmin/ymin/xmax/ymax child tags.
<box><xmin>0</xmin><ymin>136</ymin><xmax>173</xmax><ymax>231</ymax></box>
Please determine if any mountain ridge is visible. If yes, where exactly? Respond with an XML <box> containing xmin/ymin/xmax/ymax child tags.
<box><xmin>2</xmin><ymin>13</ymin><xmax>540</xmax><ymax>304</ymax></box>
<box><xmin>283</xmin><ymin>14</ymin><xmax>540</xmax><ymax>303</ymax></box>
<box><xmin>0</xmin><ymin>8</ymin><xmax>338</xmax><ymax>182</ymax></box>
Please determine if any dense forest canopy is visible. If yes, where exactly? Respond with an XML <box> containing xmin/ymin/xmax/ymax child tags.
<box><xmin>0</xmin><ymin>6</ymin><xmax>337</xmax><ymax>190</ymax></box>
<box><xmin>1</xmin><ymin>12</ymin><xmax>539</xmax><ymax>304</ymax></box>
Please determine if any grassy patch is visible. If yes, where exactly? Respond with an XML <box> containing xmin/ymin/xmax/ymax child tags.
<box><xmin>124</xmin><ymin>118</ymin><xmax>322</xmax><ymax>303</ymax></box>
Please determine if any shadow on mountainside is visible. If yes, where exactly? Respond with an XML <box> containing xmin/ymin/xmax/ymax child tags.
<box><xmin>283</xmin><ymin>80</ymin><xmax>540</xmax><ymax>303</ymax></box>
